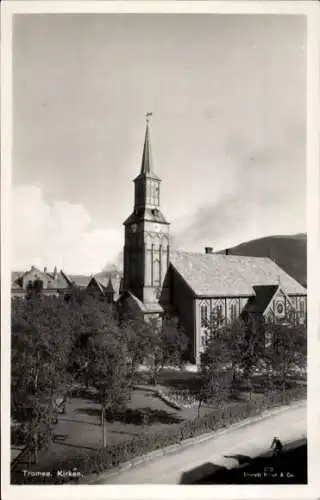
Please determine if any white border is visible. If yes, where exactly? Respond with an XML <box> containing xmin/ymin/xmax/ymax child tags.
<box><xmin>1</xmin><ymin>2</ymin><xmax>320</xmax><ymax>500</ymax></box>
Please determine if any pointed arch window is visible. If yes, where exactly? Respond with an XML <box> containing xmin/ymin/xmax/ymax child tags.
<box><xmin>153</xmin><ymin>258</ymin><xmax>160</xmax><ymax>286</ymax></box>
<box><xmin>201</xmin><ymin>304</ymin><xmax>208</xmax><ymax>327</ymax></box>
<box><xmin>230</xmin><ymin>303</ymin><xmax>237</xmax><ymax>321</ymax></box>
<box><xmin>155</xmin><ymin>183</ymin><xmax>160</xmax><ymax>206</ymax></box>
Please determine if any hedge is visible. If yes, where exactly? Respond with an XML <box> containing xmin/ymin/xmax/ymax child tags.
<box><xmin>11</xmin><ymin>386</ymin><xmax>306</xmax><ymax>484</ymax></box>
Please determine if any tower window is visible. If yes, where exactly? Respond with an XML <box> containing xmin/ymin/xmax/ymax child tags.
<box><xmin>153</xmin><ymin>259</ymin><xmax>160</xmax><ymax>286</ymax></box>
<box><xmin>155</xmin><ymin>184</ymin><xmax>160</xmax><ymax>205</ymax></box>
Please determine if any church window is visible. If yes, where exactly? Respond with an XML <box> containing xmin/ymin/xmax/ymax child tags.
<box><xmin>153</xmin><ymin>259</ymin><xmax>160</xmax><ymax>286</ymax></box>
<box><xmin>230</xmin><ymin>303</ymin><xmax>237</xmax><ymax>321</ymax></box>
<box><xmin>155</xmin><ymin>184</ymin><xmax>160</xmax><ymax>205</ymax></box>
<box><xmin>211</xmin><ymin>304</ymin><xmax>223</xmax><ymax>325</ymax></box>
<box><xmin>265</xmin><ymin>330</ymin><xmax>273</xmax><ymax>349</ymax></box>
<box><xmin>200</xmin><ymin>333</ymin><xmax>207</xmax><ymax>352</ymax></box>
<box><xmin>299</xmin><ymin>300</ymin><xmax>305</xmax><ymax>315</ymax></box>
<box><xmin>201</xmin><ymin>305</ymin><xmax>208</xmax><ymax>327</ymax></box>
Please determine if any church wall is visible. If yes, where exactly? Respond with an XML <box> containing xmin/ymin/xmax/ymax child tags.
<box><xmin>170</xmin><ymin>268</ymin><xmax>196</xmax><ymax>363</ymax></box>
<box><xmin>267</xmin><ymin>292</ymin><xmax>307</xmax><ymax>324</ymax></box>
<box><xmin>288</xmin><ymin>294</ymin><xmax>307</xmax><ymax>324</ymax></box>
<box><xmin>195</xmin><ymin>295</ymin><xmax>252</xmax><ymax>366</ymax></box>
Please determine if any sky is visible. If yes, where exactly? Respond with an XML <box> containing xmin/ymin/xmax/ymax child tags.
<box><xmin>12</xmin><ymin>13</ymin><xmax>306</xmax><ymax>274</ymax></box>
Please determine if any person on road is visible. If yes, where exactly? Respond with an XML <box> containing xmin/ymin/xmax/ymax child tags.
<box><xmin>271</xmin><ymin>436</ymin><xmax>283</xmax><ymax>456</ymax></box>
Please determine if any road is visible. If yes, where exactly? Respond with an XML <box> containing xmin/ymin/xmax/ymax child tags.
<box><xmin>93</xmin><ymin>402</ymin><xmax>306</xmax><ymax>484</ymax></box>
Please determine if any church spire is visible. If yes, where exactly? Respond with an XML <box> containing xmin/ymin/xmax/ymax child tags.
<box><xmin>140</xmin><ymin>113</ymin><xmax>153</xmax><ymax>175</ymax></box>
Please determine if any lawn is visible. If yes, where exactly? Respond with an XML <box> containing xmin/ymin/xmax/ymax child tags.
<box><xmin>12</xmin><ymin>383</ymin><xmax>213</xmax><ymax>472</ymax></box>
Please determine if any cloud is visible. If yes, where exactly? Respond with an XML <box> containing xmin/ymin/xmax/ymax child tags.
<box><xmin>172</xmin><ymin>145</ymin><xmax>306</xmax><ymax>252</ymax></box>
<box><xmin>12</xmin><ymin>185</ymin><xmax>122</xmax><ymax>274</ymax></box>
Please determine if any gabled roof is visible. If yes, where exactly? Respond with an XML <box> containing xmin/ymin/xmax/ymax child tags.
<box><xmin>117</xmin><ymin>290</ymin><xmax>164</xmax><ymax>314</ymax></box>
<box><xmin>242</xmin><ymin>285</ymin><xmax>279</xmax><ymax>314</ymax></box>
<box><xmin>87</xmin><ymin>274</ymin><xmax>123</xmax><ymax>300</ymax></box>
<box><xmin>11</xmin><ymin>271</ymin><xmax>23</xmax><ymax>289</ymax></box>
<box><xmin>68</xmin><ymin>275</ymin><xmax>91</xmax><ymax>288</ymax></box>
<box><xmin>169</xmin><ymin>252</ymin><xmax>307</xmax><ymax>297</ymax></box>
<box><xmin>11</xmin><ymin>267</ymin><xmax>71</xmax><ymax>290</ymax></box>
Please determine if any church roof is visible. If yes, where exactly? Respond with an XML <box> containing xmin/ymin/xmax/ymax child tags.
<box><xmin>124</xmin><ymin>207</ymin><xmax>169</xmax><ymax>226</ymax></box>
<box><xmin>169</xmin><ymin>252</ymin><xmax>307</xmax><ymax>297</ymax></box>
<box><xmin>242</xmin><ymin>285</ymin><xmax>279</xmax><ymax>313</ymax></box>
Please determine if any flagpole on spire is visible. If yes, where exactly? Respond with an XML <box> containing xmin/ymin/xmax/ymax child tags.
<box><xmin>146</xmin><ymin>111</ymin><xmax>153</xmax><ymax>123</ymax></box>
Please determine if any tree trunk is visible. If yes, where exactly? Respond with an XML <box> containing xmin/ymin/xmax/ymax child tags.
<box><xmin>197</xmin><ymin>397</ymin><xmax>202</xmax><ymax>419</ymax></box>
<box><xmin>101</xmin><ymin>406</ymin><xmax>107</xmax><ymax>447</ymax></box>
<box><xmin>34</xmin><ymin>431</ymin><xmax>38</xmax><ymax>464</ymax></box>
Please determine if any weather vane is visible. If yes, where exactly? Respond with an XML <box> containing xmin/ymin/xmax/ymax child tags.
<box><xmin>146</xmin><ymin>112</ymin><xmax>153</xmax><ymax>123</ymax></box>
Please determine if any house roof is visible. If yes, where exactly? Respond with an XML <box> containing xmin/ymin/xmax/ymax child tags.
<box><xmin>169</xmin><ymin>252</ymin><xmax>307</xmax><ymax>297</ymax></box>
<box><xmin>68</xmin><ymin>275</ymin><xmax>92</xmax><ymax>288</ymax></box>
<box><xmin>11</xmin><ymin>267</ymin><xmax>71</xmax><ymax>290</ymax></box>
<box><xmin>88</xmin><ymin>274</ymin><xmax>124</xmax><ymax>300</ymax></box>
<box><xmin>11</xmin><ymin>271</ymin><xmax>23</xmax><ymax>289</ymax></box>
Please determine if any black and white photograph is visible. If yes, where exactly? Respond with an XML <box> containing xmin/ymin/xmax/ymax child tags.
<box><xmin>2</xmin><ymin>0</ymin><xmax>319</xmax><ymax>497</ymax></box>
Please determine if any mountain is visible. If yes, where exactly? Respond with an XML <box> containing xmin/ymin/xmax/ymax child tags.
<box><xmin>220</xmin><ymin>233</ymin><xmax>307</xmax><ymax>287</ymax></box>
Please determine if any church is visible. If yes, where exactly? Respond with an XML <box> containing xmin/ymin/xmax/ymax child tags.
<box><xmin>117</xmin><ymin>117</ymin><xmax>307</xmax><ymax>366</ymax></box>
<box><xmin>11</xmin><ymin>117</ymin><xmax>307</xmax><ymax>367</ymax></box>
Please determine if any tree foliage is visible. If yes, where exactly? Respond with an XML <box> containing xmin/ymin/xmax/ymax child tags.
<box><xmin>265</xmin><ymin>321</ymin><xmax>307</xmax><ymax>391</ymax></box>
<box><xmin>87</xmin><ymin>330</ymin><xmax>130</xmax><ymax>446</ymax></box>
<box><xmin>11</xmin><ymin>296</ymin><xmax>73</xmax><ymax>459</ymax></box>
<box><xmin>199</xmin><ymin>311</ymin><xmax>307</xmax><ymax>410</ymax></box>
<box><xmin>148</xmin><ymin>317</ymin><xmax>189</xmax><ymax>385</ymax></box>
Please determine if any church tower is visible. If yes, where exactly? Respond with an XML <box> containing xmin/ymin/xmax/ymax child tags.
<box><xmin>123</xmin><ymin>115</ymin><xmax>170</xmax><ymax>311</ymax></box>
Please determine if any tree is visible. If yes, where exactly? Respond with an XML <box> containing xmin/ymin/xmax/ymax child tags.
<box><xmin>120</xmin><ymin>314</ymin><xmax>158</xmax><ymax>387</ymax></box>
<box><xmin>66</xmin><ymin>294</ymin><xmax>118</xmax><ymax>386</ymax></box>
<box><xmin>197</xmin><ymin>311</ymin><xmax>232</xmax><ymax>417</ymax></box>
<box><xmin>267</xmin><ymin>321</ymin><xmax>307</xmax><ymax>391</ymax></box>
<box><xmin>87</xmin><ymin>331</ymin><xmax>130</xmax><ymax>447</ymax></box>
<box><xmin>238</xmin><ymin>314</ymin><xmax>265</xmax><ymax>398</ymax></box>
<box><xmin>147</xmin><ymin>317</ymin><xmax>189</xmax><ymax>385</ymax></box>
<box><xmin>11</xmin><ymin>296</ymin><xmax>72</xmax><ymax>462</ymax></box>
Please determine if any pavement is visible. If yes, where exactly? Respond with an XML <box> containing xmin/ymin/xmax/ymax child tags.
<box><xmin>92</xmin><ymin>401</ymin><xmax>306</xmax><ymax>484</ymax></box>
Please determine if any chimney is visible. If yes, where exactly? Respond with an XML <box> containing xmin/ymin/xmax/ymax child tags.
<box><xmin>205</xmin><ymin>247</ymin><xmax>213</xmax><ymax>254</ymax></box>
<box><xmin>53</xmin><ymin>266</ymin><xmax>57</xmax><ymax>278</ymax></box>
<box><xmin>44</xmin><ymin>266</ymin><xmax>47</xmax><ymax>273</ymax></box>
<box><xmin>225</xmin><ymin>248</ymin><xmax>229</xmax><ymax>256</ymax></box>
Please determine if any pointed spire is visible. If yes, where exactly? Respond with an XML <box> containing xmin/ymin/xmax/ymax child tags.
<box><xmin>140</xmin><ymin>113</ymin><xmax>153</xmax><ymax>175</ymax></box>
